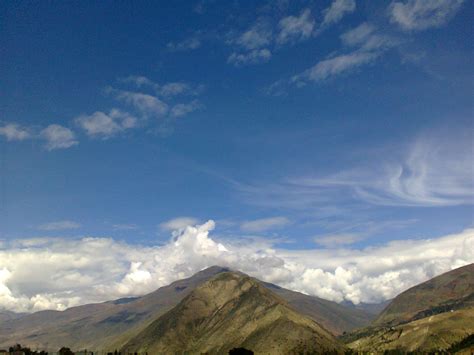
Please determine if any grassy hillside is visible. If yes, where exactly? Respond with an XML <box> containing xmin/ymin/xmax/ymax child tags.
<box><xmin>342</xmin><ymin>263</ymin><xmax>474</xmax><ymax>353</ymax></box>
<box><xmin>347</xmin><ymin>307</ymin><xmax>474</xmax><ymax>353</ymax></box>
<box><xmin>375</xmin><ymin>263</ymin><xmax>474</xmax><ymax>326</ymax></box>
<box><xmin>121</xmin><ymin>272</ymin><xmax>346</xmax><ymax>354</ymax></box>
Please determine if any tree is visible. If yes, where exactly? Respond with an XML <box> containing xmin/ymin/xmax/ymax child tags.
<box><xmin>58</xmin><ymin>347</ymin><xmax>74</xmax><ymax>355</ymax></box>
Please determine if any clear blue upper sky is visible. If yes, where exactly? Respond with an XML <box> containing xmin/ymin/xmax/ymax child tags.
<box><xmin>1</xmin><ymin>0</ymin><xmax>473</xmax><ymax>249</ymax></box>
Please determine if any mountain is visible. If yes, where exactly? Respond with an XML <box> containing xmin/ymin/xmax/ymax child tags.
<box><xmin>341</xmin><ymin>300</ymin><xmax>391</xmax><ymax>316</ymax></box>
<box><xmin>0</xmin><ymin>266</ymin><xmax>371</xmax><ymax>351</ymax></box>
<box><xmin>344</xmin><ymin>263</ymin><xmax>474</xmax><ymax>353</ymax></box>
<box><xmin>121</xmin><ymin>271</ymin><xmax>346</xmax><ymax>354</ymax></box>
<box><xmin>0</xmin><ymin>310</ymin><xmax>25</xmax><ymax>322</ymax></box>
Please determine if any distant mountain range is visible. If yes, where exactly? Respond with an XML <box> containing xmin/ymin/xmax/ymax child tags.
<box><xmin>0</xmin><ymin>264</ymin><xmax>472</xmax><ymax>354</ymax></box>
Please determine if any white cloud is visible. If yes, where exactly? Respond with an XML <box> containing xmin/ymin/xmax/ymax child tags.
<box><xmin>0</xmin><ymin>123</ymin><xmax>31</xmax><ymax>141</ymax></box>
<box><xmin>38</xmin><ymin>221</ymin><xmax>81</xmax><ymax>231</ymax></box>
<box><xmin>160</xmin><ymin>217</ymin><xmax>200</xmax><ymax>231</ymax></box>
<box><xmin>236</xmin><ymin>21</ymin><xmax>272</xmax><ymax>50</ymax></box>
<box><xmin>293</xmin><ymin>51</ymin><xmax>380</xmax><ymax>84</ymax></box>
<box><xmin>240</xmin><ymin>217</ymin><xmax>291</xmax><ymax>232</ymax></box>
<box><xmin>322</xmin><ymin>0</ymin><xmax>356</xmax><ymax>27</ymax></box>
<box><xmin>160</xmin><ymin>82</ymin><xmax>191</xmax><ymax>97</ymax></box>
<box><xmin>297</xmin><ymin>132</ymin><xmax>474</xmax><ymax>207</ymax></box>
<box><xmin>277</xmin><ymin>9</ymin><xmax>315</xmax><ymax>44</ymax></box>
<box><xmin>340</xmin><ymin>22</ymin><xmax>375</xmax><ymax>46</ymax></box>
<box><xmin>114</xmin><ymin>90</ymin><xmax>169</xmax><ymax>117</ymax></box>
<box><xmin>76</xmin><ymin>109</ymin><xmax>137</xmax><ymax>138</ymax></box>
<box><xmin>228</xmin><ymin>49</ymin><xmax>272</xmax><ymax>66</ymax></box>
<box><xmin>120</xmin><ymin>75</ymin><xmax>156</xmax><ymax>88</ymax></box>
<box><xmin>289</xmin><ymin>24</ymin><xmax>395</xmax><ymax>85</ymax></box>
<box><xmin>0</xmin><ymin>220</ymin><xmax>472</xmax><ymax>312</ymax></box>
<box><xmin>236</xmin><ymin>130</ymin><xmax>473</xmax><ymax>209</ymax></box>
<box><xmin>170</xmin><ymin>100</ymin><xmax>203</xmax><ymax>118</ymax></box>
<box><xmin>390</xmin><ymin>0</ymin><xmax>464</xmax><ymax>31</ymax></box>
<box><xmin>120</xmin><ymin>76</ymin><xmax>203</xmax><ymax>98</ymax></box>
<box><xmin>40</xmin><ymin>124</ymin><xmax>78</xmax><ymax>151</ymax></box>
<box><xmin>167</xmin><ymin>37</ymin><xmax>202</xmax><ymax>52</ymax></box>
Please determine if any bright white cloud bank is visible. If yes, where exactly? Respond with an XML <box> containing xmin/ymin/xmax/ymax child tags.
<box><xmin>1</xmin><ymin>221</ymin><xmax>472</xmax><ymax>313</ymax></box>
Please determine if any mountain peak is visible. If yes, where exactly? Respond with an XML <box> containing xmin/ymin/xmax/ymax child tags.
<box><xmin>122</xmin><ymin>271</ymin><xmax>345</xmax><ymax>354</ymax></box>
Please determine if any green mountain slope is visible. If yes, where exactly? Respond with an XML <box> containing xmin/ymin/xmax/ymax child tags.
<box><xmin>344</xmin><ymin>263</ymin><xmax>474</xmax><ymax>353</ymax></box>
<box><xmin>374</xmin><ymin>263</ymin><xmax>474</xmax><ymax>326</ymax></box>
<box><xmin>121</xmin><ymin>271</ymin><xmax>346</xmax><ymax>354</ymax></box>
<box><xmin>348</xmin><ymin>308</ymin><xmax>474</xmax><ymax>353</ymax></box>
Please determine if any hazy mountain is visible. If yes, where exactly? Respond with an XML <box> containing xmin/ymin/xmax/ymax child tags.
<box><xmin>344</xmin><ymin>263</ymin><xmax>474</xmax><ymax>353</ymax></box>
<box><xmin>0</xmin><ymin>266</ymin><xmax>371</xmax><ymax>351</ymax></box>
<box><xmin>121</xmin><ymin>271</ymin><xmax>346</xmax><ymax>354</ymax></box>
<box><xmin>341</xmin><ymin>300</ymin><xmax>391</xmax><ymax>316</ymax></box>
<box><xmin>0</xmin><ymin>310</ymin><xmax>25</xmax><ymax>322</ymax></box>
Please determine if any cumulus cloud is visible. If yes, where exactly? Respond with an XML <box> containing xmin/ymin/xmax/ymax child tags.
<box><xmin>160</xmin><ymin>217</ymin><xmax>200</xmax><ymax>231</ymax></box>
<box><xmin>228</xmin><ymin>49</ymin><xmax>272</xmax><ymax>66</ymax></box>
<box><xmin>0</xmin><ymin>220</ymin><xmax>472</xmax><ymax>312</ymax></box>
<box><xmin>40</xmin><ymin>124</ymin><xmax>78</xmax><ymax>151</ymax></box>
<box><xmin>277</xmin><ymin>9</ymin><xmax>315</xmax><ymax>44</ymax></box>
<box><xmin>322</xmin><ymin>0</ymin><xmax>356</xmax><ymax>27</ymax></box>
<box><xmin>75</xmin><ymin>109</ymin><xmax>137</xmax><ymax>138</ymax></box>
<box><xmin>240</xmin><ymin>217</ymin><xmax>290</xmax><ymax>232</ymax></box>
<box><xmin>38</xmin><ymin>221</ymin><xmax>81</xmax><ymax>231</ymax></box>
<box><xmin>0</xmin><ymin>123</ymin><xmax>31</xmax><ymax>141</ymax></box>
<box><xmin>389</xmin><ymin>0</ymin><xmax>464</xmax><ymax>31</ymax></box>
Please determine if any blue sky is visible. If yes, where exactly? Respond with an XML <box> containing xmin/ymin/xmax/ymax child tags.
<box><xmin>0</xmin><ymin>0</ymin><xmax>473</xmax><ymax>311</ymax></box>
<box><xmin>1</xmin><ymin>0</ymin><xmax>473</xmax><ymax>249</ymax></box>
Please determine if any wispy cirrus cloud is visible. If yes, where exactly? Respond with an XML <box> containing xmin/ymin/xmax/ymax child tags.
<box><xmin>277</xmin><ymin>9</ymin><xmax>315</xmax><ymax>45</ymax></box>
<box><xmin>267</xmin><ymin>22</ymin><xmax>396</xmax><ymax>92</ymax></box>
<box><xmin>170</xmin><ymin>100</ymin><xmax>204</xmax><ymax>118</ymax></box>
<box><xmin>38</xmin><ymin>220</ymin><xmax>81</xmax><ymax>231</ymax></box>
<box><xmin>159</xmin><ymin>217</ymin><xmax>200</xmax><ymax>231</ymax></box>
<box><xmin>227</xmin><ymin>49</ymin><xmax>272</xmax><ymax>66</ymax></box>
<box><xmin>236</xmin><ymin>130</ymin><xmax>474</xmax><ymax>209</ymax></box>
<box><xmin>240</xmin><ymin>216</ymin><xmax>290</xmax><ymax>232</ymax></box>
<box><xmin>321</xmin><ymin>0</ymin><xmax>356</xmax><ymax>28</ymax></box>
<box><xmin>389</xmin><ymin>0</ymin><xmax>465</xmax><ymax>31</ymax></box>
<box><xmin>167</xmin><ymin>36</ymin><xmax>202</xmax><ymax>52</ymax></box>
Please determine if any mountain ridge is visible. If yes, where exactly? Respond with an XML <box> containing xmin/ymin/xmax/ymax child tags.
<box><xmin>0</xmin><ymin>265</ymin><xmax>372</xmax><ymax>351</ymax></box>
<box><xmin>121</xmin><ymin>271</ymin><xmax>346</xmax><ymax>354</ymax></box>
